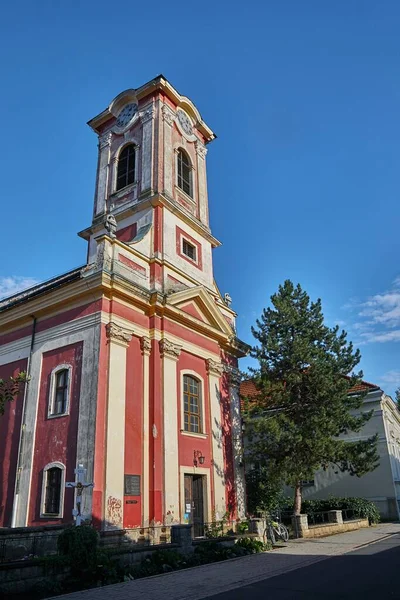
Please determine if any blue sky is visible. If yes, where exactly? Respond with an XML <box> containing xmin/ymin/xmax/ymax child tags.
<box><xmin>1</xmin><ymin>1</ymin><xmax>400</xmax><ymax>394</ymax></box>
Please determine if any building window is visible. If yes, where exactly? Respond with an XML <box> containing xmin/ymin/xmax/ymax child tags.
<box><xmin>117</xmin><ymin>144</ymin><xmax>136</xmax><ymax>191</ymax></box>
<box><xmin>50</xmin><ymin>368</ymin><xmax>69</xmax><ymax>416</ymax></box>
<box><xmin>177</xmin><ymin>149</ymin><xmax>192</xmax><ymax>197</ymax></box>
<box><xmin>182</xmin><ymin>238</ymin><xmax>196</xmax><ymax>262</ymax></box>
<box><xmin>183</xmin><ymin>375</ymin><xmax>201</xmax><ymax>433</ymax></box>
<box><xmin>301</xmin><ymin>479</ymin><xmax>315</xmax><ymax>487</ymax></box>
<box><xmin>41</xmin><ymin>463</ymin><xmax>65</xmax><ymax>517</ymax></box>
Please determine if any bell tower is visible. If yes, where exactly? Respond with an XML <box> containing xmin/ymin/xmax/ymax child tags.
<box><xmin>79</xmin><ymin>75</ymin><xmax>226</xmax><ymax>301</ymax></box>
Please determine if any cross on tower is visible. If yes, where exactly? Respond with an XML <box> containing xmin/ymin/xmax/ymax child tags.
<box><xmin>66</xmin><ymin>464</ymin><xmax>94</xmax><ymax>526</ymax></box>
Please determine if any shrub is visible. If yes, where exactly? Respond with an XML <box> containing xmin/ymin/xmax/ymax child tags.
<box><xmin>56</xmin><ymin>525</ymin><xmax>122</xmax><ymax>589</ymax></box>
<box><xmin>236</xmin><ymin>537</ymin><xmax>269</xmax><ymax>553</ymax></box>
<box><xmin>236</xmin><ymin>520</ymin><xmax>250</xmax><ymax>534</ymax></box>
<box><xmin>282</xmin><ymin>496</ymin><xmax>380</xmax><ymax>524</ymax></box>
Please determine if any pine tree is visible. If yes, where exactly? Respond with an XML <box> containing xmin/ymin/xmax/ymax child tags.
<box><xmin>395</xmin><ymin>388</ymin><xmax>400</xmax><ymax>411</ymax></box>
<box><xmin>245</xmin><ymin>280</ymin><xmax>379</xmax><ymax>515</ymax></box>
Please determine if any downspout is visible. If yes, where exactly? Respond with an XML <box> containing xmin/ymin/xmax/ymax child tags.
<box><xmin>11</xmin><ymin>315</ymin><xmax>37</xmax><ymax>527</ymax></box>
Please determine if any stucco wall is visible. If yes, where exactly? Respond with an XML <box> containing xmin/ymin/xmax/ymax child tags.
<box><xmin>297</xmin><ymin>393</ymin><xmax>399</xmax><ymax>519</ymax></box>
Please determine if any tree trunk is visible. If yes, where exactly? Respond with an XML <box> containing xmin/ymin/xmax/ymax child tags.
<box><xmin>293</xmin><ymin>481</ymin><xmax>302</xmax><ymax>515</ymax></box>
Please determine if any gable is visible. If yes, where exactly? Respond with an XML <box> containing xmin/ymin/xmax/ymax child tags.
<box><xmin>179</xmin><ymin>301</ymin><xmax>208</xmax><ymax>323</ymax></box>
<box><xmin>166</xmin><ymin>286</ymin><xmax>233</xmax><ymax>336</ymax></box>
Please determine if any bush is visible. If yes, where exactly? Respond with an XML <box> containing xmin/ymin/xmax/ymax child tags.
<box><xmin>282</xmin><ymin>497</ymin><xmax>380</xmax><ymax>524</ymax></box>
<box><xmin>56</xmin><ymin>525</ymin><xmax>122</xmax><ymax>589</ymax></box>
<box><xmin>236</xmin><ymin>537</ymin><xmax>269</xmax><ymax>553</ymax></box>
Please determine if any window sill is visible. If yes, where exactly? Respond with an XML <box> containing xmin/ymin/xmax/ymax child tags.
<box><xmin>47</xmin><ymin>412</ymin><xmax>69</xmax><ymax>420</ymax></box>
<box><xmin>111</xmin><ymin>182</ymin><xmax>138</xmax><ymax>199</ymax></box>
<box><xmin>180</xmin><ymin>430</ymin><xmax>208</xmax><ymax>439</ymax></box>
<box><xmin>40</xmin><ymin>514</ymin><xmax>62</xmax><ymax>519</ymax></box>
<box><xmin>175</xmin><ymin>186</ymin><xmax>196</xmax><ymax>205</ymax></box>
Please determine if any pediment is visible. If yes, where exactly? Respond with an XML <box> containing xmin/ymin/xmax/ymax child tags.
<box><xmin>167</xmin><ymin>286</ymin><xmax>233</xmax><ymax>336</ymax></box>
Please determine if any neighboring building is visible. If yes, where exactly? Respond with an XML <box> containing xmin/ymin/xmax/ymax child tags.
<box><xmin>241</xmin><ymin>380</ymin><xmax>400</xmax><ymax>520</ymax></box>
<box><xmin>0</xmin><ymin>75</ymin><xmax>247</xmax><ymax>530</ymax></box>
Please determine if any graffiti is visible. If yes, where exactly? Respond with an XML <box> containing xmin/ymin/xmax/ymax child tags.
<box><xmin>107</xmin><ymin>496</ymin><xmax>122</xmax><ymax>527</ymax></box>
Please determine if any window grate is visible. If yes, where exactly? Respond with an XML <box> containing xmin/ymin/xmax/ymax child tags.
<box><xmin>44</xmin><ymin>468</ymin><xmax>62</xmax><ymax>515</ymax></box>
<box><xmin>182</xmin><ymin>239</ymin><xmax>196</xmax><ymax>262</ymax></box>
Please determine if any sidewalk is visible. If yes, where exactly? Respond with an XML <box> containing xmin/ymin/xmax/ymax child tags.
<box><xmin>51</xmin><ymin>522</ymin><xmax>400</xmax><ymax>600</ymax></box>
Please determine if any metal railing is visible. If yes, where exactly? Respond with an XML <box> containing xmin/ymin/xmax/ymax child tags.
<box><xmin>0</xmin><ymin>533</ymin><xmax>60</xmax><ymax>563</ymax></box>
<box><xmin>307</xmin><ymin>511</ymin><xmax>331</xmax><ymax>526</ymax></box>
<box><xmin>341</xmin><ymin>508</ymin><xmax>357</xmax><ymax>521</ymax></box>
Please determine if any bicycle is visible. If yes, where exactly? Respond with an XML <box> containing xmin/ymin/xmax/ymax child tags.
<box><xmin>263</xmin><ymin>513</ymin><xmax>289</xmax><ymax>545</ymax></box>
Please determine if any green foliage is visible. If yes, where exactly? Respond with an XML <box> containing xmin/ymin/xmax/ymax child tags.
<box><xmin>0</xmin><ymin>371</ymin><xmax>29</xmax><ymax>415</ymax></box>
<box><xmin>246</xmin><ymin>466</ymin><xmax>285</xmax><ymax>516</ymax></box>
<box><xmin>57</xmin><ymin>525</ymin><xmax>99</xmax><ymax>573</ymax></box>
<box><xmin>236</xmin><ymin>537</ymin><xmax>269</xmax><ymax>552</ymax></box>
<box><xmin>246</xmin><ymin>280</ymin><xmax>379</xmax><ymax>513</ymax></box>
<box><xmin>204</xmin><ymin>511</ymin><xmax>231</xmax><ymax>538</ymax></box>
<box><xmin>282</xmin><ymin>496</ymin><xmax>380</xmax><ymax>524</ymax></box>
<box><xmin>129</xmin><ymin>539</ymin><xmax>269</xmax><ymax>580</ymax></box>
<box><xmin>395</xmin><ymin>387</ymin><xmax>400</xmax><ymax>411</ymax></box>
<box><xmin>236</xmin><ymin>520</ymin><xmax>250</xmax><ymax>534</ymax></box>
<box><xmin>56</xmin><ymin>525</ymin><xmax>122</xmax><ymax>588</ymax></box>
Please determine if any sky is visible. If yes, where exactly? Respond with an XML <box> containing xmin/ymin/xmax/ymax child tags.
<box><xmin>1</xmin><ymin>1</ymin><xmax>400</xmax><ymax>395</ymax></box>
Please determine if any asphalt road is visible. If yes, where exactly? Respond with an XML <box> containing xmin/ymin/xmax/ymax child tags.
<box><xmin>206</xmin><ymin>534</ymin><xmax>400</xmax><ymax>599</ymax></box>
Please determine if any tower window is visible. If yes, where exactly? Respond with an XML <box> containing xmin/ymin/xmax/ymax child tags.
<box><xmin>183</xmin><ymin>375</ymin><xmax>201</xmax><ymax>433</ymax></box>
<box><xmin>177</xmin><ymin>149</ymin><xmax>193</xmax><ymax>197</ymax></box>
<box><xmin>117</xmin><ymin>144</ymin><xmax>136</xmax><ymax>191</ymax></box>
<box><xmin>44</xmin><ymin>467</ymin><xmax>62</xmax><ymax>515</ymax></box>
<box><xmin>182</xmin><ymin>239</ymin><xmax>197</xmax><ymax>262</ymax></box>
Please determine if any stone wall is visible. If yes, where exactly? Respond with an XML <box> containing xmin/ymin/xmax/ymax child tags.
<box><xmin>292</xmin><ymin>511</ymin><xmax>370</xmax><ymax>538</ymax></box>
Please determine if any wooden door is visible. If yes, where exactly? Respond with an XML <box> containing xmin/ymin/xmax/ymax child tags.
<box><xmin>184</xmin><ymin>475</ymin><xmax>205</xmax><ymax>537</ymax></box>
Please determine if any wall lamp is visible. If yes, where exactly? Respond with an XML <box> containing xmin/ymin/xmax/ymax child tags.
<box><xmin>193</xmin><ymin>450</ymin><xmax>205</xmax><ymax>466</ymax></box>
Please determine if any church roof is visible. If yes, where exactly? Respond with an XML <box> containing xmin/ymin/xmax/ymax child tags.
<box><xmin>87</xmin><ymin>74</ymin><xmax>216</xmax><ymax>143</ymax></box>
<box><xmin>240</xmin><ymin>377</ymin><xmax>381</xmax><ymax>410</ymax></box>
<box><xmin>0</xmin><ymin>266</ymin><xmax>83</xmax><ymax>313</ymax></box>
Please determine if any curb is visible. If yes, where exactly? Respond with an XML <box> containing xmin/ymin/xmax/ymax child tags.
<box><xmin>352</xmin><ymin>532</ymin><xmax>398</xmax><ymax>551</ymax></box>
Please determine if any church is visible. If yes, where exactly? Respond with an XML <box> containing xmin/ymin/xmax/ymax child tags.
<box><xmin>0</xmin><ymin>75</ymin><xmax>247</xmax><ymax>531</ymax></box>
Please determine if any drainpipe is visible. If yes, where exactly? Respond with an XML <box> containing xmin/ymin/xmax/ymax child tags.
<box><xmin>11</xmin><ymin>315</ymin><xmax>37</xmax><ymax>528</ymax></box>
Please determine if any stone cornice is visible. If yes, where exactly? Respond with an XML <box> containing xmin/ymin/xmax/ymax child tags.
<box><xmin>161</xmin><ymin>104</ymin><xmax>175</xmax><ymax>126</ymax></box>
<box><xmin>195</xmin><ymin>141</ymin><xmax>207</xmax><ymax>159</ymax></box>
<box><xmin>206</xmin><ymin>358</ymin><xmax>223</xmax><ymax>377</ymax></box>
<box><xmin>159</xmin><ymin>338</ymin><xmax>182</xmax><ymax>360</ymax></box>
<box><xmin>106</xmin><ymin>322</ymin><xmax>132</xmax><ymax>346</ymax></box>
<box><xmin>140</xmin><ymin>336</ymin><xmax>152</xmax><ymax>355</ymax></box>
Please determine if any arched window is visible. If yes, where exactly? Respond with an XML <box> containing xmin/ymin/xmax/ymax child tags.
<box><xmin>117</xmin><ymin>144</ymin><xmax>136</xmax><ymax>191</ymax></box>
<box><xmin>41</xmin><ymin>463</ymin><xmax>65</xmax><ymax>517</ymax></box>
<box><xmin>177</xmin><ymin>149</ymin><xmax>193</xmax><ymax>197</ymax></box>
<box><xmin>49</xmin><ymin>367</ymin><xmax>70</xmax><ymax>417</ymax></box>
<box><xmin>183</xmin><ymin>375</ymin><xmax>201</xmax><ymax>433</ymax></box>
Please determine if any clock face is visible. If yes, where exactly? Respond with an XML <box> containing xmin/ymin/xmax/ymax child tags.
<box><xmin>177</xmin><ymin>109</ymin><xmax>193</xmax><ymax>136</ymax></box>
<box><xmin>116</xmin><ymin>103</ymin><xmax>138</xmax><ymax>128</ymax></box>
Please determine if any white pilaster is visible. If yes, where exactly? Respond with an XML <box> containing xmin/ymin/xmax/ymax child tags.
<box><xmin>141</xmin><ymin>106</ymin><xmax>155</xmax><ymax>193</ymax></box>
<box><xmin>206</xmin><ymin>359</ymin><xmax>226</xmax><ymax>518</ymax></box>
<box><xmin>160</xmin><ymin>338</ymin><xmax>181</xmax><ymax>523</ymax></box>
<box><xmin>162</xmin><ymin>104</ymin><xmax>175</xmax><ymax>197</ymax></box>
<box><xmin>95</xmin><ymin>132</ymin><xmax>112</xmax><ymax>216</ymax></box>
<box><xmin>104</xmin><ymin>322</ymin><xmax>132</xmax><ymax>529</ymax></box>
<box><xmin>228</xmin><ymin>367</ymin><xmax>246</xmax><ymax>518</ymax></box>
<box><xmin>195</xmin><ymin>141</ymin><xmax>208</xmax><ymax>226</ymax></box>
<box><xmin>140</xmin><ymin>336</ymin><xmax>151</xmax><ymax>526</ymax></box>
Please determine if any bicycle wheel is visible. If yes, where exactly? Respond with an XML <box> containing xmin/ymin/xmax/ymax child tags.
<box><xmin>267</xmin><ymin>524</ymin><xmax>276</xmax><ymax>545</ymax></box>
<box><xmin>278</xmin><ymin>523</ymin><xmax>289</xmax><ymax>542</ymax></box>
